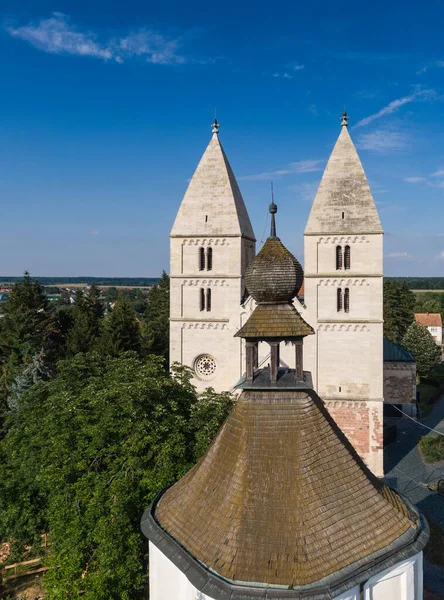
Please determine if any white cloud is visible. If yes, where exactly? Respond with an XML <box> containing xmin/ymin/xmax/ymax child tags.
<box><xmin>288</xmin><ymin>181</ymin><xmax>319</xmax><ymax>203</ymax></box>
<box><xmin>272</xmin><ymin>72</ymin><xmax>293</xmax><ymax>79</ymax></box>
<box><xmin>416</xmin><ymin>66</ymin><xmax>428</xmax><ymax>75</ymax></box>
<box><xmin>6</xmin><ymin>13</ymin><xmax>190</xmax><ymax>65</ymax></box>
<box><xmin>354</xmin><ymin>87</ymin><xmax>436</xmax><ymax>128</ymax></box>
<box><xmin>239</xmin><ymin>159</ymin><xmax>324</xmax><ymax>181</ymax></box>
<box><xmin>439</xmin><ymin>251</ymin><xmax>444</xmax><ymax>259</ymax></box>
<box><xmin>90</xmin><ymin>231</ymin><xmax>100</xmax><ymax>236</ymax></box>
<box><xmin>385</xmin><ymin>252</ymin><xmax>411</xmax><ymax>258</ymax></box>
<box><xmin>357</xmin><ymin>129</ymin><xmax>409</xmax><ymax>153</ymax></box>
<box><xmin>403</xmin><ymin>176</ymin><xmax>425</xmax><ymax>183</ymax></box>
<box><xmin>431</xmin><ymin>169</ymin><xmax>444</xmax><ymax>177</ymax></box>
<box><xmin>308</xmin><ymin>104</ymin><xmax>318</xmax><ymax>116</ymax></box>
<box><xmin>293</xmin><ymin>64</ymin><xmax>304</xmax><ymax>71</ymax></box>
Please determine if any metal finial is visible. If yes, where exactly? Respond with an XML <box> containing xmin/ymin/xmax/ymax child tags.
<box><xmin>212</xmin><ymin>118</ymin><xmax>220</xmax><ymax>134</ymax></box>
<box><xmin>341</xmin><ymin>109</ymin><xmax>349</xmax><ymax>127</ymax></box>
<box><xmin>269</xmin><ymin>182</ymin><xmax>277</xmax><ymax>237</ymax></box>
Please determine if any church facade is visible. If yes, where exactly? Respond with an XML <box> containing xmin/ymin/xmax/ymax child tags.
<box><xmin>169</xmin><ymin>114</ymin><xmax>384</xmax><ymax>476</ymax></box>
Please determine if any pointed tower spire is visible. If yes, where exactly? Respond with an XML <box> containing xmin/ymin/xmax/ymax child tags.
<box><xmin>170</xmin><ymin>121</ymin><xmax>255</xmax><ymax>239</ymax></box>
<box><xmin>305</xmin><ymin>114</ymin><xmax>382</xmax><ymax>235</ymax></box>
<box><xmin>269</xmin><ymin>183</ymin><xmax>277</xmax><ymax>238</ymax></box>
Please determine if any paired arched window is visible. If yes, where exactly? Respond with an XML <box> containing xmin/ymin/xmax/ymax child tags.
<box><xmin>344</xmin><ymin>288</ymin><xmax>350</xmax><ymax>313</ymax></box>
<box><xmin>337</xmin><ymin>288</ymin><xmax>343</xmax><ymax>312</ymax></box>
<box><xmin>344</xmin><ymin>246</ymin><xmax>351</xmax><ymax>270</ymax></box>
<box><xmin>198</xmin><ymin>247</ymin><xmax>213</xmax><ymax>271</ymax></box>
<box><xmin>199</xmin><ymin>288</ymin><xmax>212</xmax><ymax>312</ymax></box>
<box><xmin>337</xmin><ymin>288</ymin><xmax>350</xmax><ymax>312</ymax></box>
<box><xmin>335</xmin><ymin>245</ymin><xmax>351</xmax><ymax>270</ymax></box>
<box><xmin>336</xmin><ymin>246</ymin><xmax>342</xmax><ymax>270</ymax></box>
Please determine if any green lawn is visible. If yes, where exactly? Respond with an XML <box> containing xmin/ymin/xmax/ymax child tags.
<box><xmin>419</xmin><ymin>435</ymin><xmax>444</xmax><ymax>463</ymax></box>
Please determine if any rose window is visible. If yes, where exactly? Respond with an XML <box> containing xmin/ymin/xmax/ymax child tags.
<box><xmin>194</xmin><ymin>354</ymin><xmax>217</xmax><ymax>379</ymax></box>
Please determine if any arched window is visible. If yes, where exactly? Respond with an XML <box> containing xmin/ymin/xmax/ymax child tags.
<box><xmin>337</xmin><ymin>288</ymin><xmax>343</xmax><ymax>312</ymax></box>
<box><xmin>199</xmin><ymin>247</ymin><xmax>205</xmax><ymax>271</ymax></box>
<box><xmin>344</xmin><ymin>288</ymin><xmax>350</xmax><ymax>313</ymax></box>
<box><xmin>206</xmin><ymin>288</ymin><xmax>212</xmax><ymax>312</ymax></box>
<box><xmin>199</xmin><ymin>288</ymin><xmax>205</xmax><ymax>311</ymax></box>
<box><xmin>207</xmin><ymin>247</ymin><xmax>213</xmax><ymax>271</ymax></box>
<box><xmin>336</xmin><ymin>246</ymin><xmax>342</xmax><ymax>270</ymax></box>
<box><xmin>344</xmin><ymin>245</ymin><xmax>351</xmax><ymax>270</ymax></box>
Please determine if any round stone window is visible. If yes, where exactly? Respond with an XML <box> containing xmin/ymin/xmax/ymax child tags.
<box><xmin>194</xmin><ymin>354</ymin><xmax>217</xmax><ymax>380</ymax></box>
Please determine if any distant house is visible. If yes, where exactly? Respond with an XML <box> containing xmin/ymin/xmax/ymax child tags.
<box><xmin>414</xmin><ymin>313</ymin><xmax>442</xmax><ymax>345</ymax></box>
<box><xmin>383</xmin><ymin>337</ymin><xmax>417</xmax><ymax>417</ymax></box>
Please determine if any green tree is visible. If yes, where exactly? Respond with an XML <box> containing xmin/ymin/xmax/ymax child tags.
<box><xmin>0</xmin><ymin>353</ymin><xmax>233</xmax><ymax>599</ymax></box>
<box><xmin>402</xmin><ymin>322</ymin><xmax>441</xmax><ymax>378</ymax></box>
<box><xmin>66</xmin><ymin>285</ymin><xmax>104</xmax><ymax>355</ymax></box>
<box><xmin>99</xmin><ymin>300</ymin><xmax>141</xmax><ymax>356</ymax></box>
<box><xmin>0</xmin><ymin>273</ymin><xmax>62</xmax><ymax>413</ymax></box>
<box><xmin>383</xmin><ymin>280</ymin><xmax>415</xmax><ymax>344</ymax></box>
<box><xmin>142</xmin><ymin>272</ymin><xmax>169</xmax><ymax>363</ymax></box>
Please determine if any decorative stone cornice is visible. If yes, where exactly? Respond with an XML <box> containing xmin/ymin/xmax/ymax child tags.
<box><xmin>318</xmin><ymin>235</ymin><xmax>370</xmax><ymax>244</ymax></box>
<box><xmin>318</xmin><ymin>323</ymin><xmax>371</xmax><ymax>332</ymax></box>
<box><xmin>180</xmin><ymin>238</ymin><xmax>229</xmax><ymax>246</ymax></box>
<box><xmin>182</xmin><ymin>279</ymin><xmax>228</xmax><ymax>287</ymax></box>
<box><xmin>318</xmin><ymin>278</ymin><xmax>370</xmax><ymax>287</ymax></box>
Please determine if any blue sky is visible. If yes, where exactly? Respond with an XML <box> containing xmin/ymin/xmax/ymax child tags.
<box><xmin>1</xmin><ymin>0</ymin><xmax>444</xmax><ymax>277</ymax></box>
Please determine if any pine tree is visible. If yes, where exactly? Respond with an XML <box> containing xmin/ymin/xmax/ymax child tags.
<box><xmin>402</xmin><ymin>321</ymin><xmax>441</xmax><ymax>378</ymax></box>
<box><xmin>99</xmin><ymin>300</ymin><xmax>141</xmax><ymax>356</ymax></box>
<box><xmin>383</xmin><ymin>280</ymin><xmax>415</xmax><ymax>344</ymax></box>
<box><xmin>142</xmin><ymin>272</ymin><xmax>169</xmax><ymax>363</ymax></box>
<box><xmin>66</xmin><ymin>285</ymin><xmax>105</xmax><ymax>356</ymax></box>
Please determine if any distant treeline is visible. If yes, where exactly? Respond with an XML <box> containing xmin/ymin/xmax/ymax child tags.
<box><xmin>0</xmin><ymin>276</ymin><xmax>160</xmax><ymax>287</ymax></box>
<box><xmin>385</xmin><ymin>278</ymin><xmax>444</xmax><ymax>290</ymax></box>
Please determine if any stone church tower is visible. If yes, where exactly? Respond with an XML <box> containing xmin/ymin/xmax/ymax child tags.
<box><xmin>169</xmin><ymin>121</ymin><xmax>256</xmax><ymax>391</ymax></box>
<box><xmin>303</xmin><ymin>111</ymin><xmax>384</xmax><ymax>476</ymax></box>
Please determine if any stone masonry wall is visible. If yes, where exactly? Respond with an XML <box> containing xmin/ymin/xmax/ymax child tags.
<box><xmin>383</xmin><ymin>362</ymin><xmax>416</xmax><ymax>405</ymax></box>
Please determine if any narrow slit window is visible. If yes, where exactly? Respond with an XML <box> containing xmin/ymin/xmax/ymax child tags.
<box><xmin>336</xmin><ymin>245</ymin><xmax>342</xmax><ymax>270</ymax></box>
<box><xmin>337</xmin><ymin>288</ymin><xmax>343</xmax><ymax>312</ymax></box>
<box><xmin>199</xmin><ymin>247</ymin><xmax>205</xmax><ymax>271</ymax></box>
<box><xmin>199</xmin><ymin>288</ymin><xmax>205</xmax><ymax>311</ymax></box>
<box><xmin>206</xmin><ymin>288</ymin><xmax>212</xmax><ymax>312</ymax></box>
<box><xmin>341</xmin><ymin>212</ymin><xmax>345</xmax><ymax>219</ymax></box>
<box><xmin>344</xmin><ymin>288</ymin><xmax>350</xmax><ymax>313</ymax></box>
<box><xmin>205</xmin><ymin>215</ymin><xmax>208</xmax><ymax>223</ymax></box>
<box><xmin>207</xmin><ymin>247</ymin><xmax>213</xmax><ymax>271</ymax></box>
<box><xmin>344</xmin><ymin>245</ymin><xmax>351</xmax><ymax>270</ymax></box>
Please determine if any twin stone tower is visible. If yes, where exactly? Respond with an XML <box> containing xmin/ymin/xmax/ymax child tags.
<box><xmin>169</xmin><ymin>114</ymin><xmax>384</xmax><ymax>477</ymax></box>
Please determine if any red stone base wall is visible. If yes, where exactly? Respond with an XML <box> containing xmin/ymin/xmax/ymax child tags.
<box><xmin>323</xmin><ymin>400</ymin><xmax>383</xmax><ymax>477</ymax></box>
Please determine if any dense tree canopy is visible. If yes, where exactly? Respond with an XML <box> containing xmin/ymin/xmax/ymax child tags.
<box><xmin>383</xmin><ymin>280</ymin><xmax>415</xmax><ymax>344</ymax></box>
<box><xmin>142</xmin><ymin>271</ymin><xmax>170</xmax><ymax>364</ymax></box>
<box><xmin>402</xmin><ymin>322</ymin><xmax>442</xmax><ymax>378</ymax></box>
<box><xmin>0</xmin><ymin>353</ymin><xmax>234</xmax><ymax>599</ymax></box>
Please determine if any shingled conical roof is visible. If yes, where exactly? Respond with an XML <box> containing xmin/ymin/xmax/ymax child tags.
<box><xmin>305</xmin><ymin>113</ymin><xmax>383</xmax><ymax>235</ymax></box>
<box><xmin>170</xmin><ymin>121</ymin><xmax>255</xmax><ymax>239</ymax></box>
<box><xmin>145</xmin><ymin>389</ymin><xmax>426</xmax><ymax>596</ymax></box>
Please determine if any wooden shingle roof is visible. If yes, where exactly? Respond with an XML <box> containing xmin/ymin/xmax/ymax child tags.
<box><xmin>154</xmin><ymin>389</ymin><xmax>420</xmax><ymax>589</ymax></box>
<box><xmin>235</xmin><ymin>302</ymin><xmax>314</xmax><ymax>339</ymax></box>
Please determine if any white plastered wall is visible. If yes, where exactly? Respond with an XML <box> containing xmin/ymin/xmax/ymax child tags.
<box><xmin>150</xmin><ymin>543</ymin><xmax>423</xmax><ymax>600</ymax></box>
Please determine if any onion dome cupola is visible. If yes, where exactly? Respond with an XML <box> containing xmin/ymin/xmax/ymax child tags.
<box><xmin>235</xmin><ymin>200</ymin><xmax>314</xmax><ymax>385</ymax></box>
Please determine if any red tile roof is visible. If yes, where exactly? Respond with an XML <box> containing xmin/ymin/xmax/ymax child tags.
<box><xmin>415</xmin><ymin>313</ymin><xmax>442</xmax><ymax>327</ymax></box>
